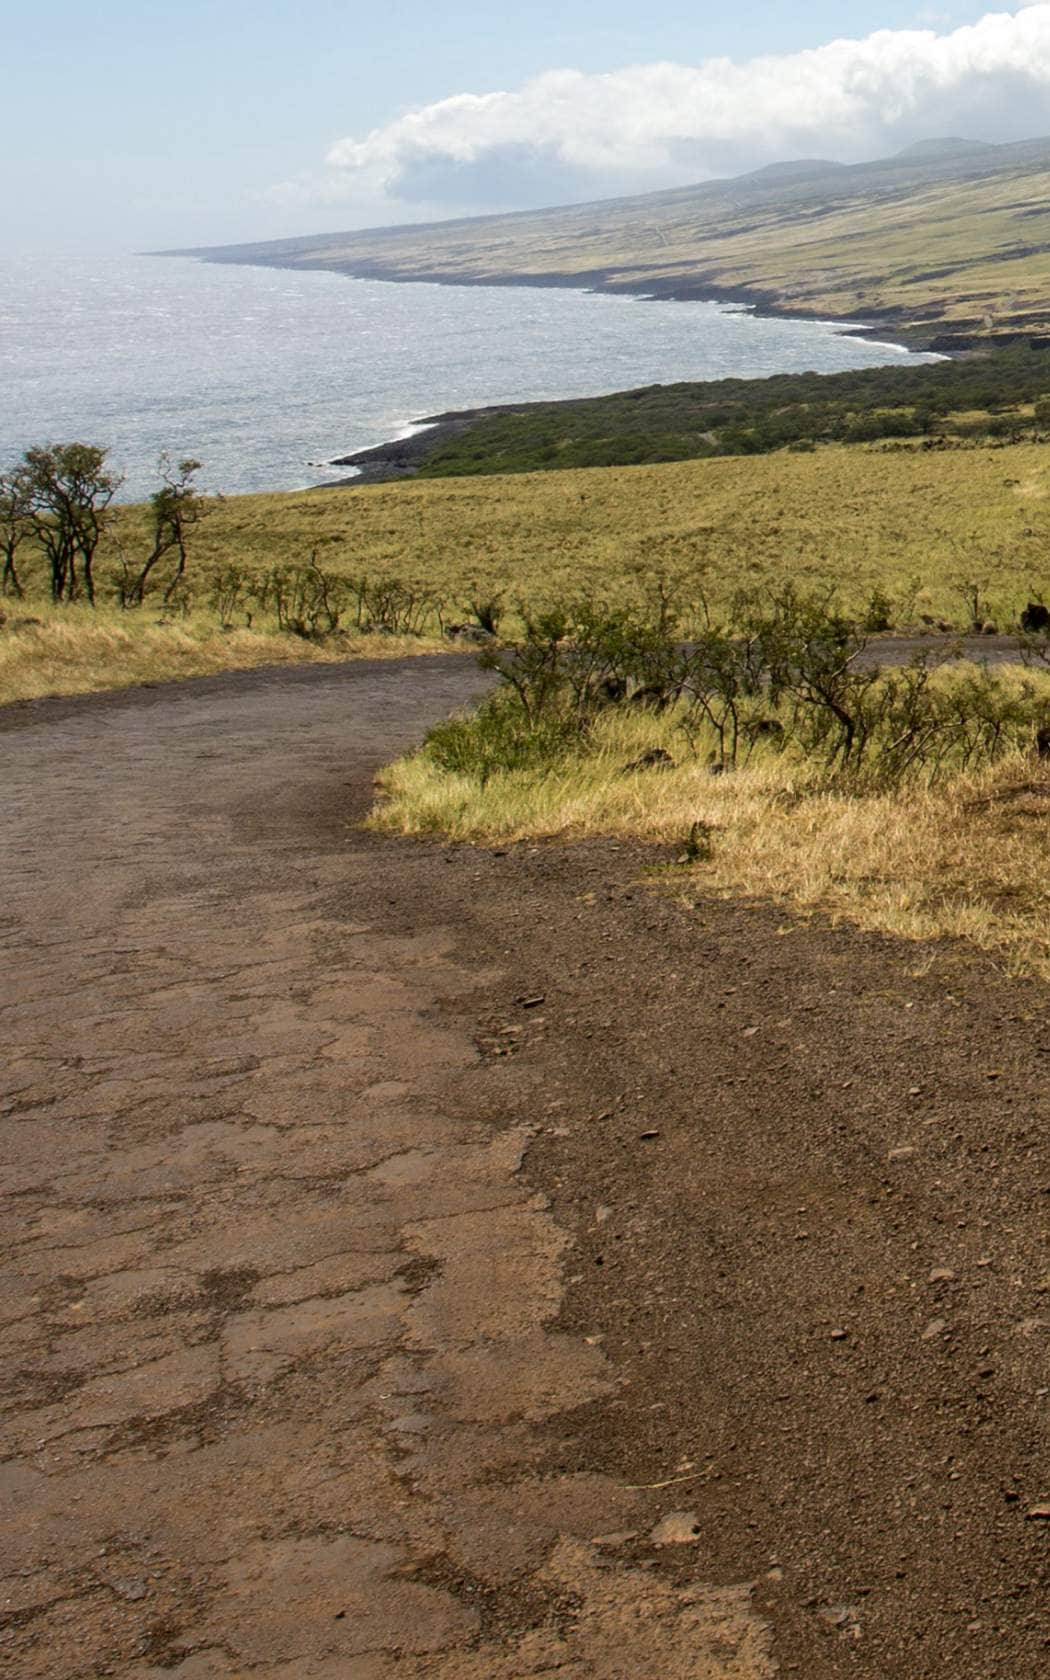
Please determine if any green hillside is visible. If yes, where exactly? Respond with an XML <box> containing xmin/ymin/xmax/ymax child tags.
<box><xmin>338</xmin><ymin>345</ymin><xmax>1050</xmax><ymax>481</ymax></box>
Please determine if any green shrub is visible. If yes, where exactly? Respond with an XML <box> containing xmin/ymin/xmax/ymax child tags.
<box><xmin>443</xmin><ymin>587</ymin><xmax>1050</xmax><ymax>788</ymax></box>
<box><xmin>424</xmin><ymin>689</ymin><xmax>588</xmax><ymax>783</ymax></box>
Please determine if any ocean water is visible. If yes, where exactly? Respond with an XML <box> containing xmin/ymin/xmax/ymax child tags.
<box><xmin>0</xmin><ymin>252</ymin><xmax>937</xmax><ymax>501</ymax></box>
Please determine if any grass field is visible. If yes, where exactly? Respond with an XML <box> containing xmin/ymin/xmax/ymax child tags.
<box><xmin>6</xmin><ymin>438</ymin><xmax>1049</xmax><ymax>976</ymax></box>
<box><xmin>0</xmin><ymin>605</ymin><xmax>444</xmax><ymax>708</ymax></box>
<box><xmin>4</xmin><ymin>437</ymin><xmax>1049</xmax><ymax>704</ymax></box>
<box><xmin>170</xmin><ymin>440</ymin><xmax>1050</xmax><ymax>630</ymax></box>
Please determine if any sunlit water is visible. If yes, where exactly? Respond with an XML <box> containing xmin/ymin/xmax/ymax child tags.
<box><xmin>0</xmin><ymin>252</ymin><xmax>937</xmax><ymax>501</ymax></box>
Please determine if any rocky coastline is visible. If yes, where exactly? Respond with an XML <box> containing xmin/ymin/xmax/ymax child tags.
<box><xmin>326</xmin><ymin>402</ymin><xmax>542</xmax><ymax>485</ymax></box>
<box><xmin>301</xmin><ymin>263</ymin><xmax>1001</xmax><ymax>488</ymax></box>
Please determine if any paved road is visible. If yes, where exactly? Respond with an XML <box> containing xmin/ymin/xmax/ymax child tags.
<box><xmin>1</xmin><ymin>658</ymin><xmax>772</xmax><ymax>1679</ymax></box>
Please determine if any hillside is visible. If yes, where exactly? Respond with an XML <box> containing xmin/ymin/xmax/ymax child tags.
<box><xmin>335</xmin><ymin>344</ymin><xmax>1050</xmax><ymax>481</ymax></box>
<box><xmin>175</xmin><ymin>136</ymin><xmax>1050</xmax><ymax>347</ymax></box>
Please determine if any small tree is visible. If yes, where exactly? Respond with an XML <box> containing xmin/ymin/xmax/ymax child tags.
<box><xmin>0</xmin><ymin>473</ymin><xmax>29</xmax><ymax>598</ymax></box>
<box><xmin>14</xmin><ymin>443</ymin><xmax>122</xmax><ymax>604</ymax></box>
<box><xmin>119</xmin><ymin>456</ymin><xmax>204</xmax><ymax>607</ymax></box>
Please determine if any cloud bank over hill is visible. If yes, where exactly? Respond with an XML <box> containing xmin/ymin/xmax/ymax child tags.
<box><xmin>299</xmin><ymin>5</ymin><xmax>1050</xmax><ymax>216</ymax></box>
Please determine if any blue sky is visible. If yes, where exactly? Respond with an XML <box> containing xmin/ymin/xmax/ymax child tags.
<box><xmin>2</xmin><ymin>4</ymin><xmax>1046</xmax><ymax>251</ymax></box>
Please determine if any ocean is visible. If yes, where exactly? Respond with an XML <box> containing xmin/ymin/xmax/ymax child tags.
<box><xmin>0</xmin><ymin>252</ymin><xmax>937</xmax><ymax>502</ymax></box>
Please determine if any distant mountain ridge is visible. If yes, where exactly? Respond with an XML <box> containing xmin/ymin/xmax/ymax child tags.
<box><xmin>172</xmin><ymin>135</ymin><xmax>1050</xmax><ymax>348</ymax></box>
<box><xmin>894</xmin><ymin>137</ymin><xmax>994</xmax><ymax>161</ymax></box>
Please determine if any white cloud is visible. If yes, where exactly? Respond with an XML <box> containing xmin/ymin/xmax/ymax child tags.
<box><xmin>308</xmin><ymin>6</ymin><xmax>1050</xmax><ymax>217</ymax></box>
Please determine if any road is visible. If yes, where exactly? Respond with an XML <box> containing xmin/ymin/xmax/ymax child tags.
<box><xmin>1</xmin><ymin>655</ymin><xmax>1047</xmax><ymax>1679</ymax></box>
<box><xmin>0</xmin><ymin>658</ymin><xmax>772</xmax><ymax>1679</ymax></box>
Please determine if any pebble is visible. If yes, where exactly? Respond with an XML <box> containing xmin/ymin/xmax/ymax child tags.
<box><xmin>650</xmin><ymin>1511</ymin><xmax>702</xmax><ymax>1546</ymax></box>
<box><xmin>929</xmin><ymin>1268</ymin><xmax>957</xmax><ymax>1283</ymax></box>
<box><xmin>922</xmin><ymin>1318</ymin><xmax>947</xmax><ymax>1340</ymax></box>
<box><xmin>1025</xmin><ymin>1504</ymin><xmax>1050</xmax><ymax>1521</ymax></box>
<box><xmin>817</xmin><ymin>1603</ymin><xmax>859</xmax><ymax>1631</ymax></box>
<box><xmin>110</xmin><ymin>1577</ymin><xmax>148</xmax><ymax>1602</ymax></box>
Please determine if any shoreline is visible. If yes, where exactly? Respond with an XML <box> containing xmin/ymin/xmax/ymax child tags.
<box><xmin>326</xmin><ymin>403</ymin><xmax>560</xmax><ymax>486</ymax></box>
<box><xmin>194</xmin><ymin>250</ymin><xmax>968</xmax><ymax>350</ymax></box>
<box><xmin>278</xmin><ymin>266</ymin><xmax>945</xmax><ymax>488</ymax></box>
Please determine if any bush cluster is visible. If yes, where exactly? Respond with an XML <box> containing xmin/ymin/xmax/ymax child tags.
<box><xmin>417</xmin><ymin>345</ymin><xmax>1050</xmax><ymax>478</ymax></box>
<box><xmin>425</xmin><ymin>588</ymin><xmax>1050</xmax><ymax>788</ymax></box>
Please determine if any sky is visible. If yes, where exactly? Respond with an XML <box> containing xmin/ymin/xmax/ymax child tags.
<box><xmin>3</xmin><ymin>3</ymin><xmax>1050</xmax><ymax>252</ymax></box>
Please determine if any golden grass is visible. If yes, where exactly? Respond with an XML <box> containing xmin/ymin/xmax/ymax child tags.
<box><xmin>144</xmin><ymin>440</ymin><xmax>1050</xmax><ymax>631</ymax></box>
<box><xmin>372</xmin><ymin>699</ymin><xmax>1050</xmax><ymax>979</ymax></box>
<box><xmin>0</xmin><ymin>604</ymin><xmax>445</xmax><ymax>706</ymax></box>
<box><xmin>7</xmin><ymin>434</ymin><xmax>1047</xmax><ymax>702</ymax></box>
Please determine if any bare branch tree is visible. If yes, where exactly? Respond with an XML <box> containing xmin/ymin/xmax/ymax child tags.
<box><xmin>120</xmin><ymin>457</ymin><xmax>204</xmax><ymax>607</ymax></box>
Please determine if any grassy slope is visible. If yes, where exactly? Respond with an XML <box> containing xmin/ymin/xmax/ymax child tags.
<box><xmin>184</xmin><ymin>442</ymin><xmax>1050</xmax><ymax>627</ymax></box>
<box><xmin>6</xmin><ymin>438</ymin><xmax>1049</xmax><ymax>701</ymax></box>
<box><xmin>185</xmin><ymin>138</ymin><xmax>1050</xmax><ymax>342</ymax></box>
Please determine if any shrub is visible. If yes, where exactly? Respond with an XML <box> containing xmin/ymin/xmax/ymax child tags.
<box><xmin>445</xmin><ymin>587</ymin><xmax>1050</xmax><ymax>788</ymax></box>
<box><xmin>266</xmin><ymin>559</ymin><xmax>346</xmax><ymax>638</ymax></box>
<box><xmin>425</xmin><ymin>688</ymin><xmax>587</xmax><ymax>783</ymax></box>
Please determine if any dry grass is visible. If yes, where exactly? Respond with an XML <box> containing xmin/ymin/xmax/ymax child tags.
<box><xmin>7</xmin><ymin>434</ymin><xmax>1048</xmax><ymax>705</ymax></box>
<box><xmin>0</xmin><ymin>604</ymin><xmax>445</xmax><ymax>706</ymax></box>
<box><xmin>372</xmin><ymin>700</ymin><xmax>1050</xmax><ymax>978</ymax></box>
<box><xmin>148</xmin><ymin>440</ymin><xmax>1050</xmax><ymax>631</ymax></box>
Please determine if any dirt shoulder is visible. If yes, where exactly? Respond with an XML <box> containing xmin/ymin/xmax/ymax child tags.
<box><xmin>474</xmin><ymin>840</ymin><xmax>1049</xmax><ymax>1677</ymax></box>
<box><xmin>1</xmin><ymin>657</ymin><xmax>1047</xmax><ymax>1678</ymax></box>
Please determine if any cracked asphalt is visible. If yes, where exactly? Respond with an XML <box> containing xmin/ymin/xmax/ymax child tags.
<box><xmin>0</xmin><ymin>657</ymin><xmax>775</xmax><ymax>1679</ymax></box>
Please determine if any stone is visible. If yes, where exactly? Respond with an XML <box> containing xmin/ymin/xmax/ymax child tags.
<box><xmin>110</xmin><ymin>1577</ymin><xmax>149</xmax><ymax>1602</ymax></box>
<box><xmin>650</xmin><ymin>1511</ymin><xmax>702</xmax><ymax>1546</ymax></box>
<box><xmin>817</xmin><ymin>1604</ymin><xmax>860</xmax><ymax>1632</ymax></box>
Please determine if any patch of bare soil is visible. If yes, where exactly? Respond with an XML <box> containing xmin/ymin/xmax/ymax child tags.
<box><xmin>1</xmin><ymin>657</ymin><xmax>1046</xmax><ymax>1679</ymax></box>
<box><xmin>452</xmin><ymin>840</ymin><xmax>1049</xmax><ymax>1678</ymax></box>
